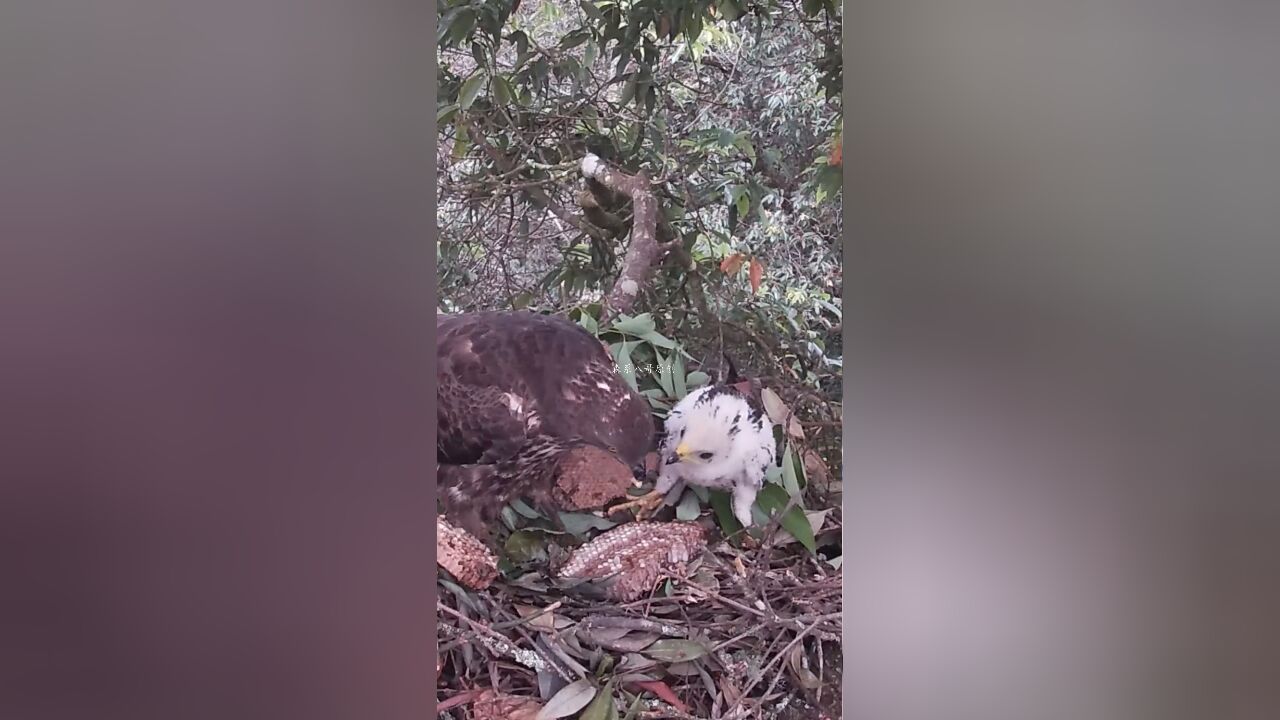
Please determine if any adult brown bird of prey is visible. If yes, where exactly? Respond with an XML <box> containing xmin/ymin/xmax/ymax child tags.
<box><xmin>436</xmin><ymin>310</ymin><xmax>654</xmax><ymax>541</ymax></box>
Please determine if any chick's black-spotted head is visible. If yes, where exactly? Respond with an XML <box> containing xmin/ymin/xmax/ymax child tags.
<box><xmin>665</xmin><ymin>385</ymin><xmax>764</xmax><ymax>476</ymax></box>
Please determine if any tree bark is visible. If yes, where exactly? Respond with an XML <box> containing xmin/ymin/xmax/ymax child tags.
<box><xmin>579</xmin><ymin>153</ymin><xmax>666</xmax><ymax>320</ymax></box>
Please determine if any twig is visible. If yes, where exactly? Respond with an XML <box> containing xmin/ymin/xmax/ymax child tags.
<box><xmin>722</xmin><ymin>618</ymin><xmax>824</xmax><ymax>718</ymax></box>
<box><xmin>680</xmin><ymin>580</ymin><xmax>770</xmax><ymax>620</ymax></box>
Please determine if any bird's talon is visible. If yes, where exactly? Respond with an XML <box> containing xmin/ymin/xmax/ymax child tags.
<box><xmin>607</xmin><ymin>490</ymin><xmax>665</xmax><ymax>520</ymax></box>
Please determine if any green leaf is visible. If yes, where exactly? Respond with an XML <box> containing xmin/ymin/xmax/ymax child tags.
<box><xmin>717</xmin><ymin>0</ymin><xmax>745</xmax><ymax>22</ymax></box>
<box><xmin>764</xmin><ymin>464</ymin><xmax>784</xmax><ymax>485</ymax></box>
<box><xmin>450</xmin><ymin>127</ymin><xmax>471</xmax><ymax>162</ymax></box>
<box><xmin>780</xmin><ymin>444</ymin><xmax>801</xmax><ymax>497</ymax></box>
<box><xmin>458</xmin><ymin>72</ymin><xmax>486</xmax><ymax>111</ymax></box>
<box><xmin>537</xmin><ymin>678</ymin><xmax>598</xmax><ymax>719</ymax></box>
<box><xmin>578</xmin><ymin>311</ymin><xmax>599</xmax><ymax>335</ymax></box>
<box><xmin>436</xmin><ymin>103</ymin><xmax>459</xmax><ymax>125</ymax></box>
<box><xmin>676</xmin><ymin>490</ymin><xmax>701</xmax><ymax>521</ymax></box>
<box><xmin>814</xmin><ymin>164</ymin><xmax>842</xmax><ymax>203</ymax></box>
<box><xmin>756</xmin><ymin>484</ymin><xmax>816</xmax><ymax>553</ymax></box>
<box><xmin>621</xmin><ymin>693</ymin><xmax>644</xmax><ymax>720</ymax></box>
<box><xmin>708</xmin><ymin>490</ymin><xmax>743</xmax><ymax>540</ymax></box>
<box><xmin>685</xmin><ymin>371</ymin><xmax>710</xmax><ymax>388</ymax></box>
<box><xmin>510</xmin><ymin>497</ymin><xmax>542</xmax><ymax>519</ymax></box>
<box><xmin>511</xmin><ymin>291</ymin><xmax>534</xmax><ymax>309</ymax></box>
<box><xmin>611</xmin><ymin>313</ymin><xmax>656</xmax><ymax>335</ymax></box>
<box><xmin>491</xmin><ymin>75</ymin><xmax>513</xmax><ymax>105</ymax></box>
<box><xmin>579</xmin><ymin>0</ymin><xmax>605</xmax><ymax>22</ymax></box>
<box><xmin>611</xmin><ymin>341</ymin><xmax>637</xmax><ymax>391</ymax></box>
<box><xmin>504</xmin><ymin>529</ymin><xmax>549</xmax><ymax>564</ymax></box>
<box><xmin>557</xmin><ymin>511</ymin><xmax>618</xmax><ymax>536</ymax></box>
<box><xmin>735</xmin><ymin>187</ymin><xmax>751</xmax><ymax>218</ymax></box>
<box><xmin>562</xmin><ymin>57</ymin><xmax>585</xmax><ymax>87</ymax></box>
<box><xmin>579</xmin><ymin>679</ymin><xmax>618</xmax><ymax>720</ymax></box>
<box><xmin>618</xmin><ymin>73</ymin><xmax>639</xmax><ymax>106</ymax></box>
<box><xmin>559</xmin><ymin>29</ymin><xmax>593</xmax><ymax>50</ymax></box>
<box><xmin>510</xmin><ymin>29</ymin><xmax>530</xmax><ymax>58</ymax></box>
<box><xmin>644</xmin><ymin>639</ymin><xmax>709</xmax><ymax>664</ymax></box>
<box><xmin>440</xmin><ymin>7</ymin><xmax>478</xmax><ymax>48</ymax></box>
<box><xmin>684</xmin><ymin>13</ymin><xmax>703</xmax><ymax>45</ymax></box>
<box><xmin>790</xmin><ymin>445</ymin><xmax>808</xmax><ymax>486</ymax></box>
<box><xmin>671</xmin><ymin>352</ymin><xmax>687</xmax><ymax>398</ymax></box>
<box><xmin>655</xmin><ymin>350</ymin><xmax>675</xmax><ymax>397</ymax></box>
<box><xmin>638</xmin><ymin>329</ymin><xmax>676</xmax><ymax>349</ymax></box>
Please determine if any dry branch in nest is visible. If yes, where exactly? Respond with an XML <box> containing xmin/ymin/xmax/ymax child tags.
<box><xmin>437</xmin><ymin>538</ymin><xmax>843</xmax><ymax>719</ymax></box>
<box><xmin>551</xmin><ymin>445</ymin><xmax>635</xmax><ymax>511</ymax></box>
<box><xmin>557</xmin><ymin>521</ymin><xmax>707</xmax><ymax>601</ymax></box>
<box><xmin>437</xmin><ymin>516</ymin><xmax>498</xmax><ymax>590</ymax></box>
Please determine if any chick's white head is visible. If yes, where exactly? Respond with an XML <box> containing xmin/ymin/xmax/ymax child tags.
<box><xmin>662</xmin><ymin>386</ymin><xmax>774</xmax><ymax>487</ymax></box>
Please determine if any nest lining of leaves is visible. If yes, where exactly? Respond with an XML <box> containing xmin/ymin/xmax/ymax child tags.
<box><xmin>437</xmin><ymin>507</ymin><xmax>842</xmax><ymax>720</ymax></box>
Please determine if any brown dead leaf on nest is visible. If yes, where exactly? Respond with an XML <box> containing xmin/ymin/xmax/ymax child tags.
<box><xmin>760</xmin><ymin>387</ymin><xmax>805</xmax><ymax>440</ymax></box>
<box><xmin>803</xmin><ymin>449</ymin><xmax>831</xmax><ymax>490</ymax></box>
<box><xmin>437</xmin><ymin>516</ymin><xmax>498</xmax><ymax>590</ymax></box>
<box><xmin>468</xmin><ymin>689</ymin><xmax>541</xmax><ymax>720</ymax></box>
<box><xmin>552</xmin><ymin>445</ymin><xmax>634</xmax><ymax>511</ymax></box>
<box><xmin>557</xmin><ymin>522</ymin><xmax>707</xmax><ymax>601</ymax></box>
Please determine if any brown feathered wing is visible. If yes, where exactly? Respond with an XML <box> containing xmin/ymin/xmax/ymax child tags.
<box><xmin>436</xmin><ymin>311</ymin><xmax>653</xmax><ymax>538</ymax></box>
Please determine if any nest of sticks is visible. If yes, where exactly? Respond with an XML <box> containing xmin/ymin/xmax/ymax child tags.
<box><xmin>437</xmin><ymin>513</ymin><xmax>842</xmax><ymax>720</ymax></box>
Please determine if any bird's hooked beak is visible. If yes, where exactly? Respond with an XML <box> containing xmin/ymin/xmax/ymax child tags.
<box><xmin>674</xmin><ymin>443</ymin><xmax>692</xmax><ymax>462</ymax></box>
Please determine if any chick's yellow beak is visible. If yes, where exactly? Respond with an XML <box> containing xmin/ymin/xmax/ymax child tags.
<box><xmin>675</xmin><ymin>443</ymin><xmax>691</xmax><ymax>460</ymax></box>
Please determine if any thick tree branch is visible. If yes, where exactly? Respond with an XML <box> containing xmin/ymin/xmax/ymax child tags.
<box><xmin>580</xmin><ymin>153</ymin><xmax>664</xmax><ymax>321</ymax></box>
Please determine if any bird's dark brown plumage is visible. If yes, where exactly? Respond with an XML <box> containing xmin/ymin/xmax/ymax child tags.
<box><xmin>437</xmin><ymin>311</ymin><xmax>654</xmax><ymax>540</ymax></box>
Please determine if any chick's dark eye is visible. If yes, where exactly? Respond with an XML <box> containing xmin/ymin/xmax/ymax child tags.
<box><xmin>699</xmin><ymin>452</ymin><xmax>714</xmax><ymax>460</ymax></box>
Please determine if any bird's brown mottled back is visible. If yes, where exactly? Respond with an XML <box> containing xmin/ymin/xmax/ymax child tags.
<box><xmin>436</xmin><ymin>311</ymin><xmax>654</xmax><ymax>534</ymax></box>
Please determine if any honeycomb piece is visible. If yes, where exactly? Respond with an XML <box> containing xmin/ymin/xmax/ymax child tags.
<box><xmin>437</xmin><ymin>515</ymin><xmax>498</xmax><ymax>590</ymax></box>
<box><xmin>469</xmin><ymin>690</ymin><xmax>541</xmax><ymax>720</ymax></box>
<box><xmin>557</xmin><ymin>521</ymin><xmax>707</xmax><ymax>601</ymax></box>
<box><xmin>552</xmin><ymin>445</ymin><xmax>634</xmax><ymax>511</ymax></box>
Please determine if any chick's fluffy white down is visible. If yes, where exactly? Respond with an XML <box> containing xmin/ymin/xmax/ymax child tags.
<box><xmin>656</xmin><ymin>385</ymin><xmax>776</xmax><ymax>526</ymax></box>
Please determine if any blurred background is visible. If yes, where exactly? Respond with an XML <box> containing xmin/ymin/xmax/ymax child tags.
<box><xmin>846</xmin><ymin>2</ymin><xmax>1280</xmax><ymax>719</ymax></box>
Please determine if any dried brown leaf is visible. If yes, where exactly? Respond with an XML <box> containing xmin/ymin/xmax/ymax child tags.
<box><xmin>471</xmin><ymin>690</ymin><xmax>541</xmax><ymax>720</ymax></box>
<box><xmin>719</xmin><ymin>252</ymin><xmax>746</xmax><ymax>275</ymax></box>
<box><xmin>629</xmin><ymin>680</ymin><xmax>688</xmax><ymax>713</ymax></box>
<box><xmin>787</xmin><ymin>645</ymin><xmax>823</xmax><ymax>689</ymax></box>
<box><xmin>513</xmin><ymin>603</ymin><xmax>560</xmax><ymax>633</ymax></box>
